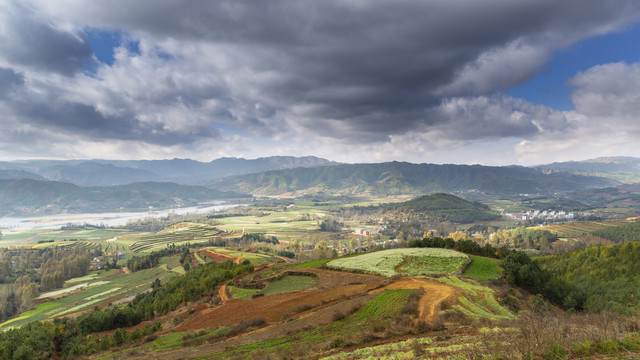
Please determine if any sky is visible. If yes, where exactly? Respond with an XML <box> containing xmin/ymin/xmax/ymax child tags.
<box><xmin>1</xmin><ymin>1</ymin><xmax>640</xmax><ymax>166</ymax></box>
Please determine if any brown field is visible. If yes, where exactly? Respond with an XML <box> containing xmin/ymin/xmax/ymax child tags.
<box><xmin>117</xmin><ymin>266</ymin><xmax>458</xmax><ymax>360</ymax></box>
<box><xmin>199</xmin><ymin>249</ymin><xmax>242</xmax><ymax>264</ymax></box>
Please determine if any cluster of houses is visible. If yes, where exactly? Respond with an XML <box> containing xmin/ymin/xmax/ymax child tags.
<box><xmin>353</xmin><ymin>228</ymin><xmax>378</xmax><ymax>236</ymax></box>
<box><xmin>505</xmin><ymin>210</ymin><xmax>576</xmax><ymax>221</ymax></box>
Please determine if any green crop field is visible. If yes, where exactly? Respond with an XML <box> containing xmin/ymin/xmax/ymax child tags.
<box><xmin>462</xmin><ymin>255</ymin><xmax>501</xmax><ymax>281</ymax></box>
<box><xmin>0</xmin><ymin>227</ymin><xmax>135</xmax><ymax>248</ymax></box>
<box><xmin>263</xmin><ymin>275</ymin><xmax>318</xmax><ymax>295</ymax></box>
<box><xmin>206</xmin><ymin>289</ymin><xmax>413</xmax><ymax>359</ymax></box>
<box><xmin>434</xmin><ymin>276</ymin><xmax>513</xmax><ymax>321</ymax></box>
<box><xmin>540</xmin><ymin>219</ymin><xmax>629</xmax><ymax>239</ymax></box>
<box><xmin>0</xmin><ymin>255</ymin><xmax>182</xmax><ymax>330</ymax></box>
<box><xmin>128</xmin><ymin>224</ymin><xmax>222</xmax><ymax>253</ymax></box>
<box><xmin>327</xmin><ymin>248</ymin><xmax>469</xmax><ymax>277</ymax></box>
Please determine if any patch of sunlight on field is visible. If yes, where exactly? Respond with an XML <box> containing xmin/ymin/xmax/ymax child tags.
<box><xmin>85</xmin><ymin>287</ymin><xmax>121</xmax><ymax>301</ymax></box>
<box><xmin>65</xmin><ymin>272</ymin><xmax>100</xmax><ymax>284</ymax></box>
<box><xmin>37</xmin><ymin>281</ymin><xmax>111</xmax><ymax>299</ymax></box>
<box><xmin>0</xmin><ymin>302</ymin><xmax>61</xmax><ymax>329</ymax></box>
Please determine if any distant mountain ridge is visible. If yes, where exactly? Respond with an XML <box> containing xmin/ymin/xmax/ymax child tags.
<box><xmin>536</xmin><ymin>156</ymin><xmax>640</xmax><ymax>183</ymax></box>
<box><xmin>0</xmin><ymin>179</ymin><xmax>248</xmax><ymax>215</ymax></box>
<box><xmin>209</xmin><ymin>161</ymin><xmax>618</xmax><ymax>197</ymax></box>
<box><xmin>0</xmin><ymin>156</ymin><xmax>338</xmax><ymax>186</ymax></box>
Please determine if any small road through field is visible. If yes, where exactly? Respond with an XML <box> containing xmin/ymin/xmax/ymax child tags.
<box><xmin>379</xmin><ymin>277</ymin><xmax>455</xmax><ymax>324</ymax></box>
<box><xmin>218</xmin><ymin>284</ymin><xmax>229</xmax><ymax>302</ymax></box>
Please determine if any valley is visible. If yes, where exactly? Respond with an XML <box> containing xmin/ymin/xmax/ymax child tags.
<box><xmin>2</xmin><ymin>158</ymin><xmax>640</xmax><ymax>359</ymax></box>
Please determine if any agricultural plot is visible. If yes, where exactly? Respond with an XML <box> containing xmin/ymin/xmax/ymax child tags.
<box><xmin>540</xmin><ymin>219</ymin><xmax>629</xmax><ymax>239</ymax></box>
<box><xmin>231</xmin><ymin>274</ymin><xmax>319</xmax><ymax>300</ymax></box>
<box><xmin>327</xmin><ymin>248</ymin><xmax>469</xmax><ymax>277</ymax></box>
<box><xmin>208</xmin><ymin>289</ymin><xmax>416</xmax><ymax>359</ymax></box>
<box><xmin>434</xmin><ymin>276</ymin><xmax>513</xmax><ymax>321</ymax></box>
<box><xmin>0</xmin><ymin>255</ymin><xmax>182</xmax><ymax>330</ymax></box>
<box><xmin>128</xmin><ymin>224</ymin><xmax>222</xmax><ymax>252</ymax></box>
<box><xmin>462</xmin><ymin>255</ymin><xmax>501</xmax><ymax>281</ymax></box>
<box><xmin>211</xmin><ymin>203</ymin><xmax>340</xmax><ymax>243</ymax></box>
<box><xmin>322</xmin><ymin>336</ymin><xmax>477</xmax><ymax>360</ymax></box>
<box><xmin>0</xmin><ymin>227</ymin><xmax>134</xmax><ymax>248</ymax></box>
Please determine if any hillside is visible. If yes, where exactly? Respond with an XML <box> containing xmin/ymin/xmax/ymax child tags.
<box><xmin>209</xmin><ymin>161</ymin><xmax>617</xmax><ymax>197</ymax></box>
<box><xmin>536</xmin><ymin>240</ymin><xmax>640</xmax><ymax>312</ymax></box>
<box><xmin>389</xmin><ymin>193</ymin><xmax>501</xmax><ymax>223</ymax></box>
<box><xmin>0</xmin><ymin>156</ymin><xmax>338</xmax><ymax>186</ymax></box>
<box><xmin>537</xmin><ymin>156</ymin><xmax>640</xmax><ymax>183</ymax></box>
<box><xmin>0</xmin><ymin>179</ymin><xmax>247</xmax><ymax>214</ymax></box>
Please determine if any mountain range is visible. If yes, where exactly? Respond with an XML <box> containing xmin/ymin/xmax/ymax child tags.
<box><xmin>0</xmin><ymin>156</ymin><xmax>337</xmax><ymax>186</ymax></box>
<box><xmin>2</xmin><ymin>156</ymin><xmax>640</xmax><ymax>215</ymax></box>
<box><xmin>0</xmin><ymin>179</ymin><xmax>248</xmax><ymax>215</ymax></box>
<box><xmin>209</xmin><ymin>161</ymin><xmax>618</xmax><ymax>197</ymax></box>
<box><xmin>536</xmin><ymin>156</ymin><xmax>640</xmax><ymax>183</ymax></box>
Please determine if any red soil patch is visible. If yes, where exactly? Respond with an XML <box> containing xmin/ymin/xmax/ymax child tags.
<box><xmin>200</xmin><ymin>249</ymin><xmax>241</xmax><ymax>264</ymax></box>
<box><xmin>218</xmin><ymin>284</ymin><xmax>229</xmax><ymax>302</ymax></box>
<box><xmin>381</xmin><ymin>277</ymin><xmax>455</xmax><ymax>324</ymax></box>
<box><xmin>174</xmin><ymin>269</ymin><xmax>385</xmax><ymax>332</ymax></box>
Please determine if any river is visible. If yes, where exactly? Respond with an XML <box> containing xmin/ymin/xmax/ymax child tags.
<box><xmin>0</xmin><ymin>202</ymin><xmax>244</xmax><ymax>231</ymax></box>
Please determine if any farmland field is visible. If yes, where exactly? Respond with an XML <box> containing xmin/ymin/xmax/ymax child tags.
<box><xmin>262</xmin><ymin>274</ymin><xmax>318</xmax><ymax>295</ymax></box>
<box><xmin>0</xmin><ymin>255</ymin><xmax>183</xmax><ymax>330</ymax></box>
<box><xmin>539</xmin><ymin>219</ymin><xmax>630</xmax><ymax>239</ymax></box>
<box><xmin>327</xmin><ymin>248</ymin><xmax>469</xmax><ymax>277</ymax></box>
<box><xmin>462</xmin><ymin>255</ymin><xmax>501</xmax><ymax>281</ymax></box>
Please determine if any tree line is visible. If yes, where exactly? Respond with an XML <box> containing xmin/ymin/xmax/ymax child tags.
<box><xmin>0</xmin><ymin>260</ymin><xmax>253</xmax><ymax>359</ymax></box>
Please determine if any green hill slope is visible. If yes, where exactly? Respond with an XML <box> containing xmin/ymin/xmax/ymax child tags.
<box><xmin>0</xmin><ymin>179</ymin><xmax>248</xmax><ymax>214</ymax></box>
<box><xmin>389</xmin><ymin>193</ymin><xmax>500</xmax><ymax>223</ymax></box>
<box><xmin>536</xmin><ymin>241</ymin><xmax>640</xmax><ymax>312</ymax></box>
<box><xmin>209</xmin><ymin>162</ymin><xmax>616</xmax><ymax>197</ymax></box>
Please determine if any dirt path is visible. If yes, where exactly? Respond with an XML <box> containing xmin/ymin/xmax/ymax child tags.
<box><xmin>218</xmin><ymin>284</ymin><xmax>229</xmax><ymax>302</ymax></box>
<box><xmin>379</xmin><ymin>277</ymin><xmax>455</xmax><ymax>324</ymax></box>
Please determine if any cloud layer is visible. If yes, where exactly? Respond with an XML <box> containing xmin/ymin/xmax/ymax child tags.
<box><xmin>1</xmin><ymin>0</ymin><xmax>640</xmax><ymax>164</ymax></box>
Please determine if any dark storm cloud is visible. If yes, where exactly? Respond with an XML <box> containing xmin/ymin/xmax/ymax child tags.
<box><xmin>0</xmin><ymin>68</ymin><xmax>24</xmax><ymax>98</ymax></box>
<box><xmin>13</xmin><ymin>98</ymin><xmax>221</xmax><ymax>146</ymax></box>
<box><xmin>0</xmin><ymin>1</ymin><xmax>94</xmax><ymax>76</ymax></box>
<box><xmin>6</xmin><ymin>0</ymin><xmax>640</xmax><ymax>149</ymax></box>
<box><xmin>66</xmin><ymin>0</ymin><xmax>634</xmax><ymax>140</ymax></box>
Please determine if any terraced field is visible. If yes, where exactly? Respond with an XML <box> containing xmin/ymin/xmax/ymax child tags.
<box><xmin>539</xmin><ymin>219</ymin><xmax>630</xmax><ymax>240</ymax></box>
<box><xmin>0</xmin><ymin>255</ymin><xmax>183</xmax><ymax>330</ymax></box>
<box><xmin>128</xmin><ymin>224</ymin><xmax>223</xmax><ymax>252</ymax></box>
<box><xmin>327</xmin><ymin>248</ymin><xmax>469</xmax><ymax>277</ymax></box>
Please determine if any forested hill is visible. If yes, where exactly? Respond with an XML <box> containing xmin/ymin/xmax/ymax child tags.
<box><xmin>536</xmin><ymin>240</ymin><xmax>640</xmax><ymax>312</ymax></box>
<box><xmin>0</xmin><ymin>179</ymin><xmax>248</xmax><ymax>215</ymax></box>
<box><xmin>388</xmin><ymin>193</ymin><xmax>501</xmax><ymax>223</ymax></box>
<box><xmin>209</xmin><ymin>162</ymin><xmax>617</xmax><ymax>197</ymax></box>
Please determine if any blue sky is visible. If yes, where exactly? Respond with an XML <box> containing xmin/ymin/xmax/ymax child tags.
<box><xmin>2</xmin><ymin>0</ymin><xmax>640</xmax><ymax>165</ymax></box>
<box><xmin>510</xmin><ymin>22</ymin><xmax>640</xmax><ymax>111</ymax></box>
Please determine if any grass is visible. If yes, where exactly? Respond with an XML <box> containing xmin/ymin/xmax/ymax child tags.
<box><xmin>321</xmin><ymin>337</ymin><xmax>478</xmax><ymax>360</ymax></box>
<box><xmin>462</xmin><ymin>255</ymin><xmax>501</xmax><ymax>281</ymax></box>
<box><xmin>228</xmin><ymin>286</ymin><xmax>261</xmax><ymax>300</ymax></box>
<box><xmin>2</xmin><ymin>263</ymin><xmax>180</xmax><ymax>330</ymax></box>
<box><xmin>352</xmin><ymin>289</ymin><xmax>415</xmax><ymax>321</ymax></box>
<box><xmin>327</xmin><ymin>248</ymin><xmax>468</xmax><ymax>277</ymax></box>
<box><xmin>206</xmin><ymin>289</ymin><xmax>414</xmax><ymax>359</ymax></box>
<box><xmin>261</xmin><ymin>258</ymin><xmax>334</xmax><ymax>277</ymax></box>
<box><xmin>397</xmin><ymin>256</ymin><xmax>469</xmax><ymax>276</ymax></box>
<box><xmin>0</xmin><ymin>302</ymin><xmax>61</xmax><ymax>328</ymax></box>
<box><xmin>434</xmin><ymin>276</ymin><xmax>514</xmax><ymax>321</ymax></box>
<box><xmin>263</xmin><ymin>275</ymin><xmax>318</xmax><ymax>295</ymax></box>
